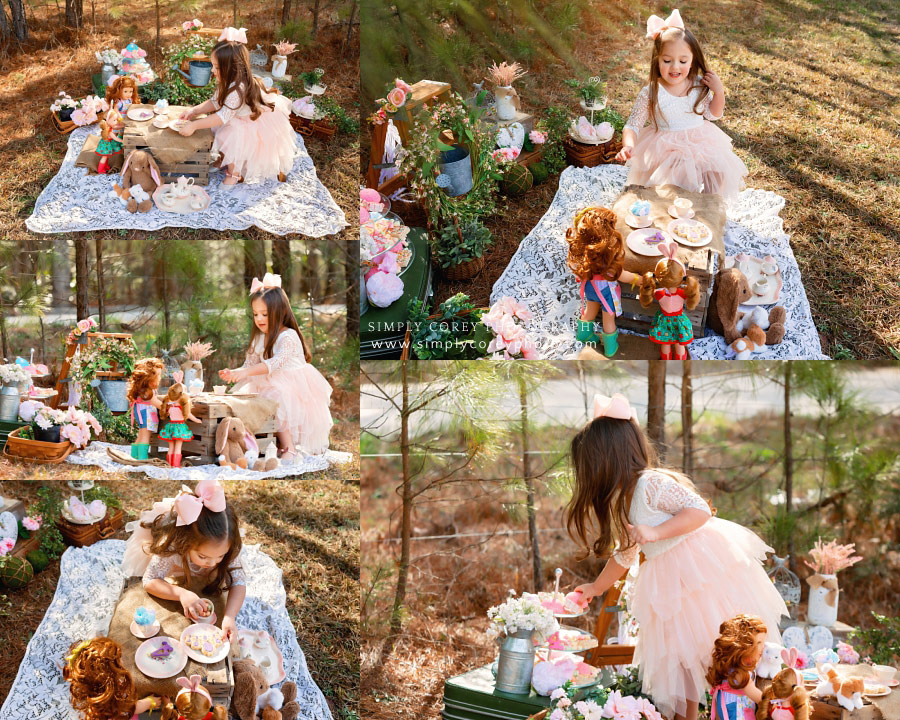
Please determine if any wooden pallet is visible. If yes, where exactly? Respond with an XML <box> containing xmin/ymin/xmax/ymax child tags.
<box><xmin>122</xmin><ymin>106</ymin><xmax>213</xmax><ymax>186</ymax></box>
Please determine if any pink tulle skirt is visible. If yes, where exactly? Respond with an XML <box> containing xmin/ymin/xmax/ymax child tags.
<box><xmin>627</xmin><ymin>122</ymin><xmax>748</xmax><ymax>203</ymax></box>
<box><xmin>212</xmin><ymin>96</ymin><xmax>297</xmax><ymax>183</ymax></box>
<box><xmin>631</xmin><ymin>518</ymin><xmax>788</xmax><ymax>719</ymax></box>
<box><xmin>236</xmin><ymin>365</ymin><xmax>333</xmax><ymax>454</ymax></box>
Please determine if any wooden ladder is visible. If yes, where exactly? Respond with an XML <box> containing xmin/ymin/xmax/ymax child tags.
<box><xmin>583</xmin><ymin>561</ymin><xmax>641</xmax><ymax>668</ymax></box>
<box><xmin>51</xmin><ymin>332</ymin><xmax>134</xmax><ymax>410</ymax></box>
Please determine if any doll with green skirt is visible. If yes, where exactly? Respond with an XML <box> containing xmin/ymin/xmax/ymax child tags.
<box><xmin>159</xmin><ymin>382</ymin><xmax>201</xmax><ymax>468</ymax></box>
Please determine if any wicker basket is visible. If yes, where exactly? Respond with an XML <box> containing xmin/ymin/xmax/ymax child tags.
<box><xmin>441</xmin><ymin>255</ymin><xmax>485</xmax><ymax>281</ymax></box>
<box><xmin>56</xmin><ymin>508</ymin><xmax>124</xmax><ymax>548</ymax></box>
<box><xmin>2</xmin><ymin>427</ymin><xmax>75</xmax><ymax>464</ymax></box>
<box><xmin>564</xmin><ymin>136</ymin><xmax>622</xmax><ymax>168</ymax></box>
<box><xmin>289</xmin><ymin>114</ymin><xmax>336</xmax><ymax>141</ymax></box>
<box><xmin>51</xmin><ymin>111</ymin><xmax>77</xmax><ymax>135</ymax></box>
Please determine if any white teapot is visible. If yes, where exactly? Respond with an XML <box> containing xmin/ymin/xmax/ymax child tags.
<box><xmin>174</xmin><ymin>176</ymin><xmax>195</xmax><ymax>198</ymax></box>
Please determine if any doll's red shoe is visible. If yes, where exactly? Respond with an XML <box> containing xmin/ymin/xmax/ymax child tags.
<box><xmin>97</xmin><ymin>156</ymin><xmax>109</xmax><ymax>174</ymax></box>
<box><xmin>659</xmin><ymin>349</ymin><xmax>672</xmax><ymax>360</ymax></box>
<box><xmin>172</xmin><ymin>454</ymin><xmax>182</xmax><ymax>468</ymax></box>
<box><xmin>166</xmin><ymin>451</ymin><xmax>173</xmax><ymax>466</ymax></box>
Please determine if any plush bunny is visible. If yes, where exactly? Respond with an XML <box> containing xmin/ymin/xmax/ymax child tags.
<box><xmin>112</xmin><ymin>149</ymin><xmax>161</xmax><ymax>213</ymax></box>
<box><xmin>232</xmin><ymin>658</ymin><xmax>299</xmax><ymax>720</ymax></box>
<box><xmin>708</xmin><ymin>267</ymin><xmax>786</xmax><ymax>347</ymax></box>
<box><xmin>757</xmin><ymin>667</ymin><xmax>810</xmax><ymax>720</ymax></box>
<box><xmin>756</xmin><ymin>641</ymin><xmax>784</xmax><ymax>679</ymax></box>
<box><xmin>216</xmin><ymin>417</ymin><xmax>251</xmax><ymax>470</ymax></box>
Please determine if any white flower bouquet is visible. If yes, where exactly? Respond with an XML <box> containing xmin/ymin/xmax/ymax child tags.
<box><xmin>95</xmin><ymin>48</ymin><xmax>123</xmax><ymax>68</ymax></box>
<box><xmin>487</xmin><ymin>592</ymin><xmax>559</xmax><ymax>644</ymax></box>
<box><xmin>0</xmin><ymin>363</ymin><xmax>30</xmax><ymax>386</ymax></box>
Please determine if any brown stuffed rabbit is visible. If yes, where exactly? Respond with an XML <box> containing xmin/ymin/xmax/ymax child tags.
<box><xmin>708</xmin><ymin>266</ymin><xmax>786</xmax><ymax>346</ymax></box>
<box><xmin>232</xmin><ymin>658</ymin><xmax>299</xmax><ymax>720</ymax></box>
<box><xmin>757</xmin><ymin>667</ymin><xmax>811</xmax><ymax>720</ymax></box>
<box><xmin>113</xmin><ymin>149</ymin><xmax>162</xmax><ymax>213</ymax></box>
<box><xmin>216</xmin><ymin>416</ymin><xmax>250</xmax><ymax>470</ymax></box>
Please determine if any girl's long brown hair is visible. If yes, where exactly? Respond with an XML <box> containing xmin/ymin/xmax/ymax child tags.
<box><xmin>160</xmin><ymin>382</ymin><xmax>191</xmax><ymax>421</ymax></box>
<box><xmin>647</xmin><ymin>26</ymin><xmax>710</xmax><ymax>130</ymax></box>
<box><xmin>639</xmin><ymin>259</ymin><xmax>701</xmax><ymax>310</ymax></box>
<box><xmin>212</xmin><ymin>40</ymin><xmax>274</xmax><ymax>121</ymax></box>
<box><xmin>706</xmin><ymin>614</ymin><xmax>768</xmax><ymax>690</ymax></box>
<box><xmin>566</xmin><ymin>207</ymin><xmax>625</xmax><ymax>281</ymax></box>
<box><xmin>142</xmin><ymin>501</ymin><xmax>242</xmax><ymax>594</ymax></box>
<box><xmin>162</xmin><ymin>690</ymin><xmax>227</xmax><ymax>720</ymax></box>
<box><xmin>63</xmin><ymin>637</ymin><xmax>136</xmax><ymax>720</ymax></box>
<box><xmin>248</xmin><ymin>286</ymin><xmax>312</xmax><ymax>363</ymax></box>
<box><xmin>127</xmin><ymin>358</ymin><xmax>163</xmax><ymax>403</ymax></box>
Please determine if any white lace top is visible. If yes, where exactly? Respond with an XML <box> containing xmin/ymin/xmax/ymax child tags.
<box><xmin>212</xmin><ymin>83</ymin><xmax>280</xmax><ymax>124</ymax></box>
<box><xmin>241</xmin><ymin>328</ymin><xmax>308</xmax><ymax>373</ymax></box>
<box><xmin>612</xmin><ymin>469</ymin><xmax>712</xmax><ymax>566</ymax></box>
<box><xmin>142</xmin><ymin>553</ymin><xmax>246</xmax><ymax>588</ymax></box>
<box><xmin>624</xmin><ymin>83</ymin><xmax>722</xmax><ymax>135</ymax></box>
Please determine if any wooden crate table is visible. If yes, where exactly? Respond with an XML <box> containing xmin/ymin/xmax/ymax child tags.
<box><xmin>150</xmin><ymin>394</ymin><xmax>277</xmax><ymax>466</ymax></box>
<box><xmin>122</xmin><ymin>105</ymin><xmax>214</xmax><ymax>186</ymax></box>
<box><xmin>611</xmin><ymin>184</ymin><xmax>726</xmax><ymax>337</ymax></box>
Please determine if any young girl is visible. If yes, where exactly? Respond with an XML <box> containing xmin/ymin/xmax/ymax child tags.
<box><xmin>177</xmin><ymin>28</ymin><xmax>296</xmax><ymax>186</ymax></box>
<box><xmin>567</xmin><ymin>393</ymin><xmax>786</xmax><ymax>720</ymax></box>
<box><xmin>566</xmin><ymin>206</ymin><xmax>643</xmax><ymax>357</ymax></box>
<box><xmin>219</xmin><ymin>273</ymin><xmax>333</xmax><ymax>460</ymax></box>
<box><xmin>707</xmin><ymin>615</ymin><xmax>768</xmax><ymax>720</ymax></box>
<box><xmin>63</xmin><ymin>637</ymin><xmax>161</xmax><ymax>720</ymax></box>
<box><xmin>121</xmin><ymin>479</ymin><xmax>245</xmax><ymax>643</ymax></box>
<box><xmin>127</xmin><ymin>357</ymin><xmax>163</xmax><ymax>460</ymax></box>
<box><xmin>616</xmin><ymin>9</ymin><xmax>747</xmax><ymax>202</ymax></box>
<box><xmin>638</xmin><ymin>241</ymin><xmax>700</xmax><ymax>359</ymax></box>
<box><xmin>158</xmin><ymin>382</ymin><xmax>200</xmax><ymax>468</ymax></box>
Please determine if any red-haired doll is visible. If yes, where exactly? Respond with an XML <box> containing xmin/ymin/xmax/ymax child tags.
<box><xmin>159</xmin><ymin>382</ymin><xmax>201</xmax><ymax>468</ymax></box>
<box><xmin>127</xmin><ymin>357</ymin><xmax>163</xmax><ymax>460</ymax></box>
<box><xmin>639</xmin><ymin>240</ymin><xmax>700</xmax><ymax>359</ymax></box>
<box><xmin>97</xmin><ymin>75</ymin><xmax>138</xmax><ymax>174</ymax></box>
<box><xmin>707</xmin><ymin>615</ymin><xmax>768</xmax><ymax>720</ymax></box>
<box><xmin>63</xmin><ymin>637</ymin><xmax>161</xmax><ymax>720</ymax></box>
<box><xmin>566</xmin><ymin>207</ymin><xmax>643</xmax><ymax>357</ymax></box>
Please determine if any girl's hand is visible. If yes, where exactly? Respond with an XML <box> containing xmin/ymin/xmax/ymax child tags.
<box><xmin>616</xmin><ymin>145</ymin><xmax>633</xmax><ymax>163</ymax></box>
<box><xmin>179</xmin><ymin>589</ymin><xmax>204</xmax><ymax>618</ymax></box>
<box><xmin>220</xmin><ymin>368</ymin><xmax>245</xmax><ymax>383</ymax></box>
<box><xmin>221</xmin><ymin>615</ymin><xmax>238</xmax><ymax>643</ymax></box>
<box><xmin>627</xmin><ymin>523</ymin><xmax>660</xmax><ymax>544</ymax></box>
<box><xmin>136</xmin><ymin>696</ymin><xmax>162</xmax><ymax>714</ymax></box>
<box><xmin>179</xmin><ymin>121</ymin><xmax>197</xmax><ymax>137</ymax></box>
<box><xmin>573</xmin><ymin>581</ymin><xmax>601</xmax><ymax>603</ymax></box>
<box><xmin>701</xmin><ymin>70</ymin><xmax>725</xmax><ymax>96</ymax></box>
<box><xmin>180</xmin><ymin>108</ymin><xmax>195</xmax><ymax>120</ymax></box>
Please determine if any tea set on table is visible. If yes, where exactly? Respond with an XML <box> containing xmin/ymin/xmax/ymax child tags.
<box><xmin>153</xmin><ymin>175</ymin><xmax>211</xmax><ymax>213</ymax></box>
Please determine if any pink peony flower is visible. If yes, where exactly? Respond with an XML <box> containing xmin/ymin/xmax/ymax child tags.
<box><xmin>387</xmin><ymin>87</ymin><xmax>407</xmax><ymax>108</ymax></box>
<box><xmin>0</xmin><ymin>537</ymin><xmax>14</xmax><ymax>556</ymax></box>
<box><xmin>837</xmin><ymin>641</ymin><xmax>859</xmax><ymax>664</ymax></box>
<box><xmin>366</xmin><ymin>271</ymin><xmax>404</xmax><ymax>308</ymax></box>
<box><xmin>550</xmin><ymin>688</ymin><xmax>567</xmax><ymax>701</ymax></box>
<box><xmin>529</xmin><ymin>130</ymin><xmax>547</xmax><ymax>144</ymax></box>
<box><xmin>395</xmin><ymin>78</ymin><xmax>412</xmax><ymax>93</ymax></box>
<box><xmin>23</xmin><ymin>516</ymin><xmax>41</xmax><ymax>531</ymax></box>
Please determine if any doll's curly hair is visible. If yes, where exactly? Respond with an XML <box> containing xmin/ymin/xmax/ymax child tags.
<box><xmin>566</xmin><ymin>207</ymin><xmax>625</xmax><ymax>281</ymax></box>
<box><xmin>105</xmin><ymin>75</ymin><xmax>139</xmax><ymax>105</ymax></box>
<box><xmin>638</xmin><ymin>256</ymin><xmax>700</xmax><ymax>309</ymax></box>
<box><xmin>162</xmin><ymin>689</ymin><xmax>227</xmax><ymax>720</ymax></box>
<box><xmin>161</xmin><ymin>382</ymin><xmax>192</xmax><ymax>421</ymax></box>
<box><xmin>127</xmin><ymin>358</ymin><xmax>163</xmax><ymax>403</ymax></box>
<box><xmin>63</xmin><ymin>637</ymin><xmax>136</xmax><ymax>720</ymax></box>
<box><xmin>706</xmin><ymin>614</ymin><xmax>768</xmax><ymax>691</ymax></box>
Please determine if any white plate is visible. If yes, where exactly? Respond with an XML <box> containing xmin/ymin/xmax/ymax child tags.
<box><xmin>236</xmin><ymin>630</ymin><xmax>286</xmax><ymax>685</ymax></box>
<box><xmin>126</xmin><ymin>106</ymin><xmax>154</xmax><ymax>121</ymax></box>
<box><xmin>135</xmin><ymin>636</ymin><xmax>187</xmax><ymax>678</ymax></box>
<box><xmin>624</xmin><ymin>213</ymin><xmax>652</xmax><ymax>229</ymax></box>
<box><xmin>668</xmin><ymin>205</ymin><xmax>695</xmax><ymax>220</ymax></box>
<box><xmin>863</xmin><ymin>685</ymin><xmax>890</xmax><ymax>697</ymax></box>
<box><xmin>626</xmin><ymin>228</ymin><xmax>671</xmax><ymax>257</ymax></box>
<box><xmin>180</xmin><ymin>623</ymin><xmax>230</xmax><ymax>664</ymax></box>
<box><xmin>666</xmin><ymin>218</ymin><xmax>713</xmax><ymax>248</ymax></box>
<box><xmin>60</xmin><ymin>503</ymin><xmax>106</xmax><ymax>525</ymax></box>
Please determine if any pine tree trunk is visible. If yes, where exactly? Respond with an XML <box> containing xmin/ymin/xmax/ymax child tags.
<box><xmin>647</xmin><ymin>360</ymin><xmax>666</xmax><ymax>460</ymax></box>
<box><xmin>243</xmin><ymin>238</ymin><xmax>266</xmax><ymax>290</ymax></box>
<box><xmin>520</xmin><ymin>375</ymin><xmax>541</xmax><ymax>592</ymax></box>
<box><xmin>312</xmin><ymin>0</ymin><xmax>320</xmax><ymax>37</ymax></box>
<box><xmin>345</xmin><ymin>233</ymin><xmax>359</xmax><ymax>338</ymax></box>
<box><xmin>281</xmin><ymin>0</ymin><xmax>292</xmax><ymax>25</ymax></box>
<box><xmin>95</xmin><ymin>238</ymin><xmax>105</xmax><ymax>331</ymax></box>
<box><xmin>8</xmin><ymin>0</ymin><xmax>27</xmax><ymax>40</ymax></box>
<box><xmin>64</xmin><ymin>0</ymin><xmax>81</xmax><ymax>28</ymax></box>
<box><xmin>272</xmin><ymin>239</ymin><xmax>293</xmax><ymax>295</ymax></box>
<box><xmin>74</xmin><ymin>238</ymin><xmax>90</xmax><ymax>320</ymax></box>
<box><xmin>0</xmin><ymin>303</ymin><xmax>8</xmax><ymax>361</ymax></box>
<box><xmin>784</xmin><ymin>363</ymin><xmax>795</xmax><ymax>572</ymax></box>
<box><xmin>52</xmin><ymin>238</ymin><xmax>71</xmax><ymax>307</ymax></box>
<box><xmin>343</xmin><ymin>0</ymin><xmax>357</xmax><ymax>54</ymax></box>
<box><xmin>0</xmin><ymin>5</ymin><xmax>11</xmax><ymax>42</ymax></box>
<box><xmin>681</xmin><ymin>359</ymin><xmax>693</xmax><ymax>476</ymax></box>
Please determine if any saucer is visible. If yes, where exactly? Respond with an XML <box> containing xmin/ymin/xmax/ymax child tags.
<box><xmin>624</xmin><ymin>213</ymin><xmax>652</xmax><ymax>229</ymax></box>
<box><xmin>130</xmin><ymin>620</ymin><xmax>160</xmax><ymax>639</ymax></box>
<box><xmin>668</xmin><ymin>205</ymin><xmax>695</xmax><ymax>220</ymax></box>
<box><xmin>152</xmin><ymin>116</ymin><xmax>170</xmax><ymax>129</ymax></box>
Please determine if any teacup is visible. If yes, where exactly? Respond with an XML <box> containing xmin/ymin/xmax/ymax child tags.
<box><xmin>674</xmin><ymin>197</ymin><xmax>693</xmax><ymax>217</ymax></box>
<box><xmin>753</xmin><ymin>277</ymin><xmax>769</xmax><ymax>296</ymax></box>
<box><xmin>213</xmin><ymin>385</ymin><xmax>227</xmax><ymax>395</ymax></box>
<box><xmin>259</xmin><ymin>657</ymin><xmax>272</xmax><ymax>670</ymax></box>
<box><xmin>190</xmin><ymin>196</ymin><xmax>205</xmax><ymax>210</ymax></box>
<box><xmin>873</xmin><ymin>665</ymin><xmax>897</xmax><ymax>684</ymax></box>
<box><xmin>174</xmin><ymin>176</ymin><xmax>195</xmax><ymax>198</ymax></box>
<box><xmin>761</xmin><ymin>261</ymin><xmax>778</xmax><ymax>275</ymax></box>
<box><xmin>160</xmin><ymin>191</ymin><xmax>176</xmax><ymax>207</ymax></box>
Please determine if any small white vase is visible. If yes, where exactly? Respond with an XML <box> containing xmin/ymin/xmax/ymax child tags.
<box><xmin>807</xmin><ymin>573</ymin><xmax>839</xmax><ymax>627</ymax></box>
<box><xmin>494</xmin><ymin>86</ymin><xmax>517</xmax><ymax>121</ymax></box>
<box><xmin>271</xmin><ymin>55</ymin><xmax>288</xmax><ymax>79</ymax></box>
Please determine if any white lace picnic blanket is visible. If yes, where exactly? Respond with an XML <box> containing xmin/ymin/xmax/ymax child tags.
<box><xmin>26</xmin><ymin>126</ymin><xmax>347</xmax><ymax>237</ymax></box>
<box><xmin>0</xmin><ymin>541</ymin><xmax>333</xmax><ymax>720</ymax></box>
<box><xmin>65</xmin><ymin>441</ymin><xmax>352</xmax><ymax>480</ymax></box>
<box><xmin>491</xmin><ymin>164</ymin><xmax>829</xmax><ymax>359</ymax></box>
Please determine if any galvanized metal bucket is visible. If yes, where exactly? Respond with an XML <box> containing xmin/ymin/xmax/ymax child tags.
<box><xmin>97</xmin><ymin>379</ymin><xmax>129</xmax><ymax>413</ymax></box>
<box><xmin>0</xmin><ymin>385</ymin><xmax>20</xmax><ymax>423</ymax></box>
<box><xmin>492</xmin><ymin>628</ymin><xmax>535</xmax><ymax>694</ymax></box>
<box><xmin>437</xmin><ymin>145</ymin><xmax>473</xmax><ymax>197</ymax></box>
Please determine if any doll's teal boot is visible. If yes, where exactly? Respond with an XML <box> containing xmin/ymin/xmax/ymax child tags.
<box><xmin>130</xmin><ymin>443</ymin><xmax>149</xmax><ymax>460</ymax></box>
<box><xmin>130</xmin><ymin>443</ymin><xmax>141</xmax><ymax>459</ymax></box>
<box><xmin>601</xmin><ymin>330</ymin><xmax>619</xmax><ymax>358</ymax></box>
<box><xmin>575</xmin><ymin>320</ymin><xmax>600</xmax><ymax>345</ymax></box>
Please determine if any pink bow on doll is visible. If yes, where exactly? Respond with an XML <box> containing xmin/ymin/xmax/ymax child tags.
<box><xmin>781</xmin><ymin>647</ymin><xmax>804</xmax><ymax>684</ymax></box>
<box><xmin>174</xmin><ymin>479</ymin><xmax>227</xmax><ymax>526</ymax></box>
<box><xmin>249</xmin><ymin>272</ymin><xmax>282</xmax><ymax>295</ymax></box>
<box><xmin>218</xmin><ymin>26</ymin><xmax>248</xmax><ymax>43</ymax></box>
<box><xmin>659</xmin><ymin>241</ymin><xmax>686</xmax><ymax>274</ymax></box>
<box><xmin>646</xmin><ymin>9</ymin><xmax>685</xmax><ymax>39</ymax></box>
<box><xmin>592</xmin><ymin>393</ymin><xmax>638</xmax><ymax>421</ymax></box>
<box><xmin>175</xmin><ymin>674</ymin><xmax>212</xmax><ymax>704</ymax></box>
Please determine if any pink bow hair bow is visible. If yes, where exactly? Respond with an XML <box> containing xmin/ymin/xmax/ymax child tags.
<box><xmin>176</xmin><ymin>674</ymin><xmax>212</xmax><ymax>704</ymax></box>
<box><xmin>174</xmin><ymin>479</ymin><xmax>227</xmax><ymax>526</ymax></box>
<box><xmin>646</xmin><ymin>9</ymin><xmax>684</xmax><ymax>39</ymax></box>
<box><xmin>218</xmin><ymin>26</ymin><xmax>248</xmax><ymax>43</ymax></box>
<box><xmin>592</xmin><ymin>393</ymin><xmax>638</xmax><ymax>421</ymax></box>
<box><xmin>249</xmin><ymin>272</ymin><xmax>282</xmax><ymax>295</ymax></box>
<box><xmin>659</xmin><ymin>241</ymin><xmax>686</xmax><ymax>273</ymax></box>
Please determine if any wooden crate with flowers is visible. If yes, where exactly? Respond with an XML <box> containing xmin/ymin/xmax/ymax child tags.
<box><xmin>3</xmin><ymin>403</ymin><xmax>102</xmax><ymax>464</ymax></box>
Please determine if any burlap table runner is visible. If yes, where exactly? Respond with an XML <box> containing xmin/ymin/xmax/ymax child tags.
<box><xmin>108</xmin><ymin>575</ymin><xmax>228</xmax><ymax>698</ymax></box>
<box><xmin>124</xmin><ymin>105</ymin><xmax>213</xmax><ymax>165</ymax></box>
<box><xmin>193</xmin><ymin>395</ymin><xmax>278</xmax><ymax>435</ymax></box>
<box><xmin>611</xmin><ymin>184</ymin><xmax>726</xmax><ymax>276</ymax></box>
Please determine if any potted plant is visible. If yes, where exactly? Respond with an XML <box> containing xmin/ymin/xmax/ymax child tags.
<box><xmin>49</xmin><ymin>92</ymin><xmax>79</xmax><ymax>123</ymax></box>
<box><xmin>0</xmin><ymin>364</ymin><xmax>30</xmax><ymax>422</ymax></box>
<box><xmin>272</xmin><ymin>41</ymin><xmax>299</xmax><ymax>80</ymax></box>
<box><xmin>486</xmin><ymin>593</ymin><xmax>558</xmax><ymax>694</ymax></box>
<box><xmin>804</xmin><ymin>538</ymin><xmax>862</xmax><ymax>627</ymax></box>
<box><xmin>300</xmin><ymin>67</ymin><xmax>326</xmax><ymax>94</ymax></box>
<box><xmin>407</xmin><ymin>293</ymin><xmax>490</xmax><ymax>360</ymax></box>
<box><xmin>95</xmin><ymin>48</ymin><xmax>123</xmax><ymax>86</ymax></box>
<box><xmin>6</xmin><ymin>402</ymin><xmax>101</xmax><ymax>463</ymax></box>
<box><xmin>486</xmin><ymin>61</ymin><xmax>526</xmax><ymax>121</ymax></box>
<box><xmin>433</xmin><ymin>219</ymin><xmax>493</xmax><ymax>281</ymax></box>
<box><xmin>69</xmin><ymin>336</ymin><xmax>138</xmax><ymax>413</ymax></box>
<box><xmin>566</xmin><ymin>76</ymin><xmax>607</xmax><ymax>111</ymax></box>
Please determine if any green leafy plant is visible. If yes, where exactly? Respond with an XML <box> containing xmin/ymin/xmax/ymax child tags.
<box><xmin>537</xmin><ymin>106</ymin><xmax>571</xmax><ymax>175</ymax></box>
<box><xmin>849</xmin><ymin>612</ymin><xmax>900</xmax><ymax>665</ymax></box>
<box><xmin>69</xmin><ymin>337</ymin><xmax>138</xmax><ymax>386</ymax></box>
<box><xmin>89</xmin><ymin>393</ymin><xmax>138</xmax><ymax>444</ymax></box>
<box><xmin>565</xmin><ymin>76</ymin><xmax>607</xmax><ymax>105</ymax></box>
<box><xmin>313</xmin><ymin>96</ymin><xmax>360</xmax><ymax>135</ymax></box>
<box><xmin>433</xmin><ymin>220</ymin><xmax>493</xmax><ymax>269</ymax></box>
<box><xmin>407</xmin><ymin>293</ymin><xmax>489</xmax><ymax>360</ymax></box>
<box><xmin>141</xmin><ymin>35</ymin><xmax>216</xmax><ymax>107</ymax></box>
<box><xmin>277</xmin><ymin>20</ymin><xmax>313</xmax><ymax>50</ymax></box>
<box><xmin>301</xmin><ymin>67</ymin><xmax>325</xmax><ymax>87</ymax></box>
<box><xmin>33</xmin><ymin>487</ymin><xmax>66</xmax><ymax>559</ymax></box>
